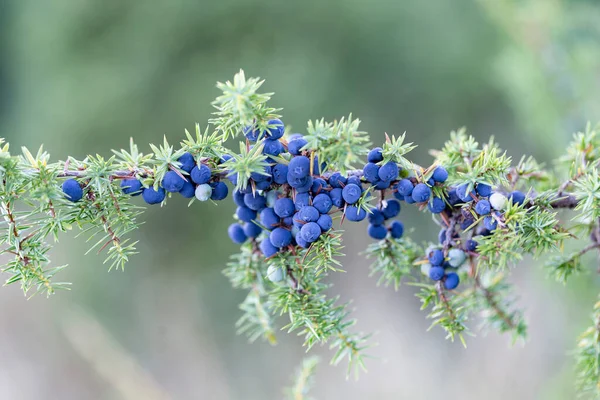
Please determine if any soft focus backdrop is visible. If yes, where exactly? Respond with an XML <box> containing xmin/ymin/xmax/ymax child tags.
<box><xmin>1</xmin><ymin>1</ymin><xmax>600</xmax><ymax>399</ymax></box>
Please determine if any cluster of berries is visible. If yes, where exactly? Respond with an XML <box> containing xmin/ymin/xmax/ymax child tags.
<box><xmin>61</xmin><ymin>153</ymin><xmax>229</xmax><ymax>205</ymax></box>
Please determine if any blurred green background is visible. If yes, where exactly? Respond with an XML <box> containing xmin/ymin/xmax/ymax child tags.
<box><xmin>1</xmin><ymin>0</ymin><xmax>600</xmax><ymax>399</ymax></box>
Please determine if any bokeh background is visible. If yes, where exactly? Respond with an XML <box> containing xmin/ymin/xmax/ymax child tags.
<box><xmin>1</xmin><ymin>0</ymin><xmax>600</xmax><ymax>399</ymax></box>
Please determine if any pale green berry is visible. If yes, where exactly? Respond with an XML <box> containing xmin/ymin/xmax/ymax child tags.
<box><xmin>195</xmin><ymin>183</ymin><xmax>212</xmax><ymax>201</ymax></box>
<box><xmin>267</xmin><ymin>265</ymin><xmax>284</xmax><ymax>283</ymax></box>
<box><xmin>448</xmin><ymin>248</ymin><xmax>467</xmax><ymax>267</ymax></box>
<box><xmin>421</xmin><ymin>262</ymin><xmax>432</xmax><ymax>276</ymax></box>
<box><xmin>489</xmin><ymin>192</ymin><xmax>507</xmax><ymax>211</ymax></box>
<box><xmin>265</xmin><ymin>191</ymin><xmax>278</xmax><ymax>208</ymax></box>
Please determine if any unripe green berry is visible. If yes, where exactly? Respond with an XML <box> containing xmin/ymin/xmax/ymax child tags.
<box><xmin>267</xmin><ymin>265</ymin><xmax>284</xmax><ymax>283</ymax></box>
<box><xmin>448</xmin><ymin>248</ymin><xmax>467</xmax><ymax>267</ymax></box>
<box><xmin>489</xmin><ymin>192</ymin><xmax>507</xmax><ymax>211</ymax></box>
<box><xmin>195</xmin><ymin>183</ymin><xmax>212</xmax><ymax>201</ymax></box>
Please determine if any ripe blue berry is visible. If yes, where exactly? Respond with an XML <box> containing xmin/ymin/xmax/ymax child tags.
<box><xmin>368</xmin><ymin>208</ymin><xmax>385</xmax><ymax>225</ymax></box>
<box><xmin>233</xmin><ymin>190</ymin><xmax>246</xmax><ymax>207</ymax></box>
<box><xmin>432</xmin><ymin>166</ymin><xmax>448</xmax><ymax>183</ymax></box>
<box><xmin>347</xmin><ymin>176</ymin><xmax>362</xmax><ymax>186</ymax></box>
<box><xmin>447</xmin><ymin>188</ymin><xmax>461</xmax><ymax>206</ymax></box>
<box><xmin>476</xmin><ymin>183</ymin><xmax>492</xmax><ymax>197</ymax></box>
<box><xmin>300</xmin><ymin>222</ymin><xmax>322</xmax><ymax>243</ymax></box>
<box><xmin>429</xmin><ymin>266</ymin><xmax>445</xmax><ymax>281</ymax></box>
<box><xmin>367</xmin><ymin>147</ymin><xmax>384</xmax><ymax>163</ymax></box>
<box><xmin>236</xmin><ymin>206</ymin><xmax>257</xmax><ymax>222</ymax></box>
<box><xmin>272</xmin><ymin>164</ymin><xmax>289</xmax><ymax>185</ymax></box>
<box><xmin>382</xmin><ymin>200</ymin><xmax>401</xmax><ymax>219</ymax></box>
<box><xmin>142</xmin><ymin>186</ymin><xmax>165</xmax><ymax>205</ymax></box>
<box><xmin>179</xmin><ymin>181</ymin><xmax>195</xmax><ymax>198</ymax></box>
<box><xmin>345</xmin><ymin>205</ymin><xmax>367</xmax><ymax>222</ymax></box>
<box><xmin>428</xmin><ymin>249</ymin><xmax>444</xmax><ymax>266</ymax></box>
<box><xmin>428</xmin><ymin>197</ymin><xmax>446</xmax><ymax>214</ymax></box>
<box><xmin>483</xmin><ymin>215</ymin><xmax>497</xmax><ymax>231</ymax></box>
<box><xmin>368</xmin><ymin>224</ymin><xmax>388</xmax><ymax>240</ymax></box>
<box><xmin>228</xmin><ymin>223</ymin><xmax>247</xmax><ymax>244</ymax></box>
<box><xmin>288</xmin><ymin>137</ymin><xmax>308</xmax><ymax>155</ymax></box>
<box><xmin>465</xmin><ymin>239</ymin><xmax>478</xmax><ymax>252</ymax></box>
<box><xmin>178</xmin><ymin>152</ymin><xmax>196</xmax><ymax>172</ymax></box>
<box><xmin>378</xmin><ymin>162</ymin><xmax>399</xmax><ymax>182</ymax></box>
<box><xmin>294</xmin><ymin>192</ymin><xmax>310</xmax><ymax>210</ymax></box>
<box><xmin>260</xmin><ymin>208</ymin><xmax>280</xmax><ymax>229</ymax></box>
<box><xmin>162</xmin><ymin>171</ymin><xmax>186</xmax><ymax>193</ymax></box>
<box><xmin>191</xmin><ymin>164</ymin><xmax>211</xmax><ymax>185</ymax></box>
<box><xmin>62</xmin><ymin>179</ymin><xmax>83</xmax><ymax>202</ymax></box>
<box><xmin>475</xmin><ymin>199</ymin><xmax>491</xmax><ymax>215</ymax></box>
<box><xmin>295</xmin><ymin>232</ymin><xmax>310</xmax><ymax>248</ymax></box>
<box><xmin>260</xmin><ymin>237</ymin><xmax>279</xmax><ymax>257</ymax></box>
<box><xmin>266</xmin><ymin>118</ymin><xmax>285</xmax><ymax>140</ymax></box>
<box><xmin>444</xmin><ymin>272</ymin><xmax>460</xmax><ymax>290</ymax></box>
<box><xmin>255</xmin><ymin>178</ymin><xmax>272</xmax><ymax>191</ymax></box>
<box><xmin>342</xmin><ymin>183</ymin><xmax>362</xmax><ymax>204</ymax></box>
<box><xmin>317</xmin><ymin>214</ymin><xmax>333</xmax><ymax>231</ymax></box>
<box><xmin>295</xmin><ymin>176</ymin><xmax>313</xmax><ymax>193</ymax></box>
<box><xmin>395</xmin><ymin>179</ymin><xmax>414</xmax><ymax>197</ymax></box>
<box><xmin>311</xmin><ymin>178</ymin><xmax>327</xmax><ymax>195</ymax></box>
<box><xmin>244</xmin><ymin>193</ymin><xmax>267</xmax><ymax>211</ymax></box>
<box><xmin>228</xmin><ymin>173</ymin><xmax>238</xmax><ymax>186</ymax></box>
<box><xmin>328</xmin><ymin>172</ymin><xmax>347</xmax><ymax>188</ymax></box>
<box><xmin>298</xmin><ymin>206</ymin><xmax>320</xmax><ymax>222</ymax></box>
<box><xmin>287</xmin><ymin>173</ymin><xmax>309</xmax><ymax>188</ymax></box>
<box><xmin>510</xmin><ymin>190</ymin><xmax>526</xmax><ymax>206</ymax></box>
<box><xmin>411</xmin><ymin>183</ymin><xmax>431</xmax><ymax>203</ymax></box>
<box><xmin>373</xmin><ymin>179</ymin><xmax>391</xmax><ymax>190</ymax></box>
<box><xmin>456</xmin><ymin>183</ymin><xmax>476</xmax><ymax>202</ymax></box>
<box><xmin>288</xmin><ymin>156</ymin><xmax>311</xmax><ymax>179</ymax></box>
<box><xmin>251</xmin><ymin>166</ymin><xmax>272</xmax><ymax>183</ymax></box>
<box><xmin>363</xmin><ymin>163</ymin><xmax>380</xmax><ymax>183</ymax></box>
<box><xmin>270</xmin><ymin>227</ymin><xmax>292</xmax><ymax>248</ymax></box>
<box><xmin>243</xmin><ymin>126</ymin><xmax>260</xmax><ymax>141</ymax></box>
<box><xmin>263</xmin><ymin>140</ymin><xmax>284</xmax><ymax>156</ymax></box>
<box><xmin>460</xmin><ymin>217</ymin><xmax>475</xmax><ymax>230</ymax></box>
<box><xmin>120</xmin><ymin>179</ymin><xmax>143</xmax><ymax>196</ymax></box>
<box><xmin>195</xmin><ymin>184</ymin><xmax>212</xmax><ymax>201</ymax></box>
<box><xmin>390</xmin><ymin>220</ymin><xmax>404</xmax><ymax>239</ymax></box>
<box><xmin>274</xmin><ymin>198</ymin><xmax>295</xmax><ymax>218</ymax></box>
<box><xmin>282</xmin><ymin>216</ymin><xmax>294</xmax><ymax>226</ymax></box>
<box><xmin>313</xmin><ymin>193</ymin><xmax>332</xmax><ymax>214</ymax></box>
<box><xmin>243</xmin><ymin>222</ymin><xmax>262</xmax><ymax>238</ymax></box>
<box><xmin>404</xmin><ymin>195</ymin><xmax>416</xmax><ymax>204</ymax></box>
<box><xmin>210</xmin><ymin>181</ymin><xmax>229</xmax><ymax>200</ymax></box>
<box><xmin>329</xmin><ymin>188</ymin><xmax>345</xmax><ymax>208</ymax></box>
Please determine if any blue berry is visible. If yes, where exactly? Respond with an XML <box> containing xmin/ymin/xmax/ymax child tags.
<box><xmin>210</xmin><ymin>181</ymin><xmax>229</xmax><ymax>200</ymax></box>
<box><xmin>190</xmin><ymin>164</ymin><xmax>211</xmax><ymax>185</ymax></box>
<box><xmin>259</xmin><ymin>238</ymin><xmax>279</xmax><ymax>257</ymax></box>
<box><xmin>438</xmin><ymin>229</ymin><xmax>447</xmax><ymax>244</ymax></box>
<box><xmin>288</xmin><ymin>137</ymin><xmax>308</xmax><ymax>155</ymax></box>
<box><xmin>428</xmin><ymin>197</ymin><xmax>446</xmax><ymax>214</ymax></box>
<box><xmin>313</xmin><ymin>193</ymin><xmax>332</xmax><ymax>214</ymax></box>
<box><xmin>342</xmin><ymin>183</ymin><xmax>362</xmax><ymax>204</ymax></box>
<box><xmin>363</xmin><ymin>163</ymin><xmax>380</xmax><ymax>183</ymax></box>
<box><xmin>274</xmin><ymin>198</ymin><xmax>295</xmax><ymax>218</ymax></box>
<box><xmin>411</xmin><ymin>183</ymin><xmax>431</xmax><ymax>203</ymax></box>
<box><xmin>295</xmin><ymin>232</ymin><xmax>310</xmax><ymax>248</ymax></box>
<box><xmin>228</xmin><ymin>173</ymin><xmax>238</xmax><ymax>186</ymax></box>
<box><xmin>219</xmin><ymin>154</ymin><xmax>233</xmax><ymax>164</ymax></box>
<box><xmin>294</xmin><ymin>192</ymin><xmax>311</xmax><ymax>210</ymax></box>
<box><xmin>427</xmin><ymin>178</ymin><xmax>435</xmax><ymax>186</ymax></box>
<box><xmin>243</xmin><ymin>222</ymin><xmax>262</xmax><ymax>238</ymax></box>
<box><xmin>476</xmin><ymin>183</ymin><xmax>492</xmax><ymax>197</ymax></box>
<box><xmin>298</xmin><ymin>206</ymin><xmax>320</xmax><ymax>222</ymax></box>
<box><xmin>389</xmin><ymin>220</ymin><xmax>404</xmax><ymax>239</ymax></box>
<box><xmin>295</xmin><ymin>176</ymin><xmax>313</xmax><ymax>193</ymax></box>
<box><xmin>347</xmin><ymin>176</ymin><xmax>362</xmax><ymax>186</ymax></box>
<box><xmin>447</xmin><ymin>188</ymin><xmax>461</xmax><ymax>206</ymax></box>
<box><xmin>345</xmin><ymin>205</ymin><xmax>367</xmax><ymax>222</ymax></box>
<box><xmin>382</xmin><ymin>200</ymin><xmax>401</xmax><ymax>219</ymax></box>
<box><xmin>62</xmin><ymin>179</ymin><xmax>83</xmax><ymax>202</ymax></box>
<box><xmin>300</xmin><ymin>222</ymin><xmax>322</xmax><ymax>243</ymax></box>
<box><xmin>244</xmin><ymin>193</ymin><xmax>266</xmax><ymax>211</ymax></box>
<box><xmin>475</xmin><ymin>199</ymin><xmax>491</xmax><ymax>216</ymax></box>
<box><xmin>404</xmin><ymin>195</ymin><xmax>416</xmax><ymax>204</ymax></box>
<box><xmin>483</xmin><ymin>216</ymin><xmax>497</xmax><ymax>231</ymax></box>
<box><xmin>317</xmin><ymin>214</ymin><xmax>333</xmax><ymax>231</ymax></box>
<box><xmin>228</xmin><ymin>223</ymin><xmax>247</xmax><ymax>244</ymax></box>
<box><xmin>460</xmin><ymin>217</ymin><xmax>475</xmax><ymax>231</ymax></box>
<box><xmin>272</xmin><ymin>164</ymin><xmax>289</xmax><ymax>185</ymax></box>
<box><xmin>444</xmin><ymin>273</ymin><xmax>460</xmax><ymax>290</ymax></box>
<box><xmin>236</xmin><ymin>206</ymin><xmax>257</xmax><ymax>222</ymax></box>
<box><xmin>510</xmin><ymin>190</ymin><xmax>526</xmax><ymax>206</ymax></box>
<box><xmin>432</xmin><ymin>166</ymin><xmax>448</xmax><ymax>183</ymax></box>
<box><xmin>263</xmin><ymin>139</ymin><xmax>284</xmax><ymax>156</ymax></box>
<box><xmin>367</xmin><ymin>147</ymin><xmax>383</xmax><ymax>163</ymax></box>
<box><xmin>378</xmin><ymin>162</ymin><xmax>399</xmax><ymax>182</ymax></box>
<box><xmin>288</xmin><ymin>156</ymin><xmax>310</xmax><ymax>179</ymax></box>
<box><xmin>465</xmin><ymin>239</ymin><xmax>478</xmax><ymax>252</ymax></box>
<box><xmin>312</xmin><ymin>156</ymin><xmax>323</xmax><ymax>175</ymax></box>
<box><xmin>368</xmin><ymin>208</ymin><xmax>385</xmax><ymax>225</ymax></box>
<box><xmin>266</xmin><ymin>118</ymin><xmax>285</xmax><ymax>140</ymax></box>
<box><xmin>368</xmin><ymin>224</ymin><xmax>388</xmax><ymax>240</ymax></box>
<box><xmin>233</xmin><ymin>190</ymin><xmax>246</xmax><ymax>207</ymax></box>
<box><xmin>162</xmin><ymin>171</ymin><xmax>186</xmax><ymax>193</ymax></box>
<box><xmin>255</xmin><ymin>178</ymin><xmax>272</xmax><ymax>191</ymax></box>
<box><xmin>178</xmin><ymin>152</ymin><xmax>196</xmax><ymax>172</ymax></box>
<box><xmin>243</xmin><ymin>126</ymin><xmax>260</xmax><ymax>141</ymax></box>
<box><xmin>329</xmin><ymin>188</ymin><xmax>345</xmax><ymax>208</ymax></box>
<box><xmin>395</xmin><ymin>179</ymin><xmax>414</xmax><ymax>196</ymax></box>
<box><xmin>287</xmin><ymin>173</ymin><xmax>309</xmax><ymax>188</ymax></box>
<box><xmin>456</xmin><ymin>183</ymin><xmax>476</xmax><ymax>202</ymax></box>
<box><xmin>251</xmin><ymin>166</ymin><xmax>272</xmax><ymax>182</ymax></box>
<box><xmin>428</xmin><ymin>249</ymin><xmax>444</xmax><ymax>266</ymax></box>
<box><xmin>328</xmin><ymin>172</ymin><xmax>347</xmax><ymax>188</ymax></box>
<box><xmin>179</xmin><ymin>181</ymin><xmax>195</xmax><ymax>198</ymax></box>
<box><xmin>270</xmin><ymin>227</ymin><xmax>292</xmax><ymax>248</ymax></box>
<box><xmin>195</xmin><ymin>184</ymin><xmax>212</xmax><ymax>201</ymax></box>
<box><xmin>311</xmin><ymin>178</ymin><xmax>327</xmax><ymax>195</ymax></box>
<box><xmin>282</xmin><ymin>216</ymin><xmax>293</xmax><ymax>226</ymax></box>
<box><xmin>373</xmin><ymin>179</ymin><xmax>391</xmax><ymax>190</ymax></box>
<box><xmin>120</xmin><ymin>179</ymin><xmax>143</xmax><ymax>196</ymax></box>
<box><xmin>142</xmin><ymin>186</ymin><xmax>165</xmax><ymax>205</ymax></box>
<box><xmin>429</xmin><ymin>266</ymin><xmax>445</xmax><ymax>281</ymax></box>
<box><xmin>260</xmin><ymin>208</ymin><xmax>280</xmax><ymax>229</ymax></box>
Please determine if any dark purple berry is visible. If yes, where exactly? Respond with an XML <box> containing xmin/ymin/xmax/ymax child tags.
<box><xmin>263</xmin><ymin>140</ymin><xmax>284</xmax><ymax>156</ymax></box>
<box><xmin>244</xmin><ymin>192</ymin><xmax>267</xmax><ymax>211</ymax></box>
<box><xmin>456</xmin><ymin>183</ymin><xmax>476</xmax><ymax>203</ymax></box>
<box><xmin>483</xmin><ymin>215</ymin><xmax>497</xmax><ymax>231</ymax></box>
<box><xmin>395</xmin><ymin>179</ymin><xmax>414</xmax><ymax>197</ymax></box>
